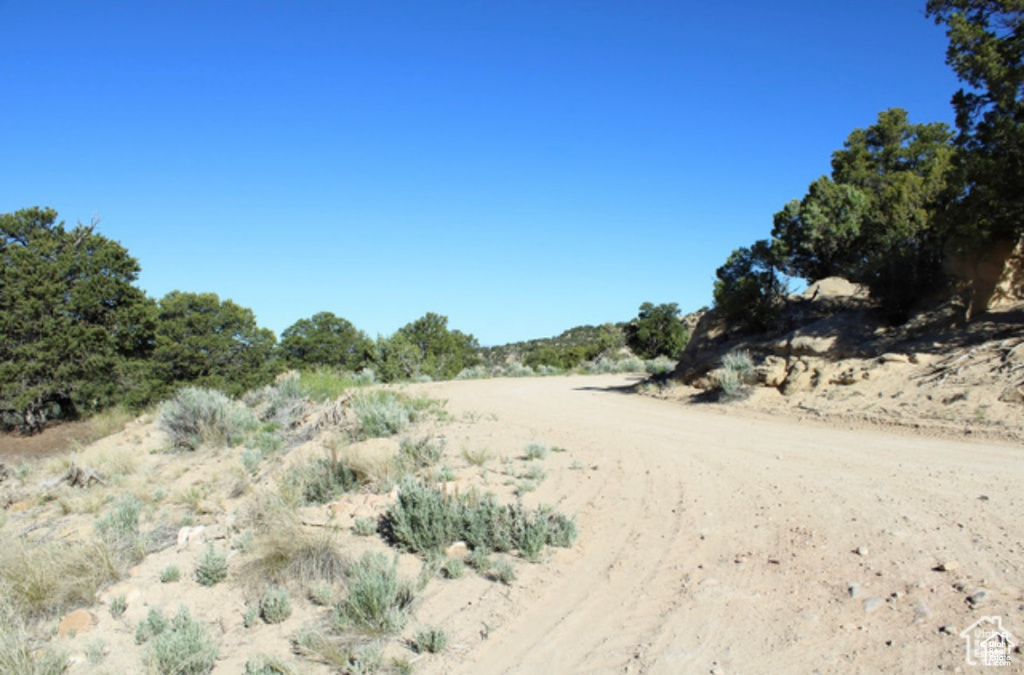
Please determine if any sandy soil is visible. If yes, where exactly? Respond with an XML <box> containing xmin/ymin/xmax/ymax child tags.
<box><xmin>408</xmin><ymin>375</ymin><xmax>1023</xmax><ymax>674</ymax></box>
<box><xmin>3</xmin><ymin>373</ymin><xmax>1021</xmax><ymax>674</ymax></box>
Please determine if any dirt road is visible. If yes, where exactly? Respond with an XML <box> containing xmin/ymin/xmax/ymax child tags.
<box><xmin>411</xmin><ymin>374</ymin><xmax>1023</xmax><ymax>674</ymax></box>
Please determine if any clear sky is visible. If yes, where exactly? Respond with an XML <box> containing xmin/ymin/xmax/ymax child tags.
<box><xmin>0</xmin><ymin>1</ymin><xmax>961</xmax><ymax>346</ymax></box>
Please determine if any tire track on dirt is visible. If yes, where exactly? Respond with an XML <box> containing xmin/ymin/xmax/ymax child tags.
<box><xmin>411</xmin><ymin>375</ymin><xmax>1023</xmax><ymax>674</ymax></box>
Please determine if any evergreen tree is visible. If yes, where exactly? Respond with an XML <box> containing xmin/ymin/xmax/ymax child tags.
<box><xmin>0</xmin><ymin>207</ymin><xmax>153</xmax><ymax>432</ymax></box>
<box><xmin>279</xmin><ymin>312</ymin><xmax>372</xmax><ymax>371</ymax></box>
<box><xmin>151</xmin><ymin>291</ymin><xmax>279</xmax><ymax>397</ymax></box>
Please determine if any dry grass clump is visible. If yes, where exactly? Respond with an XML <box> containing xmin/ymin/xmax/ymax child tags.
<box><xmin>0</xmin><ymin>597</ymin><xmax>67</xmax><ymax>675</ymax></box>
<box><xmin>238</xmin><ymin>494</ymin><xmax>347</xmax><ymax>592</ymax></box>
<box><xmin>0</xmin><ymin>535</ymin><xmax>121</xmax><ymax>619</ymax></box>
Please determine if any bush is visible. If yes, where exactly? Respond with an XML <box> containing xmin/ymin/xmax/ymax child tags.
<box><xmin>715</xmin><ymin>350</ymin><xmax>755</xmax><ymax>400</ymax></box>
<box><xmin>524</xmin><ymin>442</ymin><xmax>548</xmax><ymax>460</ymax></box>
<box><xmin>382</xmin><ymin>480</ymin><xmax>577</xmax><ymax>560</ymax></box>
<box><xmin>352</xmin><ymin>517</ymin><xmax>377</xmax><ymax>537</ymax></box>
<box><xmin>615</xmin><ymin>356</ymin><xmax>645</xmax><ymax>373</ymax></box>
<box><xmin>440</xmin><ymin>557</ymin><xmax>465</xmax><ymax>579</ymax></box>
<box><xmin>489</xmin><ymin>558</ymin><xmax>516</xmax><ymax>585</ymax></box>
<box><xmin>135</xmin><ymin>608</ymin><xmax>170</xmax><ymax>645</ymax></box>
<box><xmin>145</xmin><ymin>606</ymin><xmax>219</xmax><ymax>675</ymax></box>
<box><xmin>244</xmin><ymin>654</ymin><xmax>296</xmax><ymax>675</ymax></box>
<box><xmin>382</xmin><ymin>480</ymin><xmax>463</xmax><ymax>554</ymax></box>
<box><xmin>109</xmin><ymin>594</ymin><xmax>127</xmax><ymax>619</ymax></box>
<box><xmin>259</xmin><ymin>585</ymin><xmax>292</xmax><ymax>624</ymax></box>
<box><xmin>351</xmin><ymin>390</ymin><xmax>411</xmax><ymax>438</ymax></box>
<box><xmin>624</xmin><ymin>302</ymin><xmax>690</xmax><ymax>359</ymax></box>
<box><xmin>412</xmin><ymin>626</ymin><xmax>448</xmax><ymax>654</ymax></box>
<box><xmin>160</xmin><ymin>565</ymin><xmax>180</xmax><ymax>583</ymax></box>
<box><xmin>286</xmin><ymin>454</ymin><xmax>358</xmax><ymax>505</ymax></box>
<box><xmin>506</xmin><ymin>363</ymin><xmax>535</xmax><ymax>378</ymax></box>
<box><xmin>644</xmin><ymin>355</ymin><xmax>677</xmax><ymax>375</ymax></box>
<box><xmin>455</xmin><ymin>366</ymin><xmax>490</xmax><ymax>380</ymax></box>
<box><xmin>160</xmin><ymin>387</ymin><xmax>255</xmax><ymax>450</ymax></box>
<box><xmin>195</xmin><ymin>545</ymin><xmax>228</xmax><ymax>587</ymax></box>
<box><xmin>336</xmin><ymin>552</ymin><xmax>417</xmax><ymax>635</ymax></box>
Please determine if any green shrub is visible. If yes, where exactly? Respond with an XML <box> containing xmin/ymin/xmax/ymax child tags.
<box><xmin>286</xmin><ymin>455</ymin><xmax>357</xmax><ymax>505</ymax></box>
<box><xmin>109</xmin><ymin>594</ymin><xmax>127</xmax><ymax>619</ymax></box>
<box><xmin>160</xmin><ymin>565</ymin><xmax>180</xmax><ymax>583</ymax></box>
<box><xmin>506</xmin><ymin>363</ymin><xmax>535</xmax><ymax>378</ymax></box>
<box><xmin>383</xmin><ymin>480</ymin><xmax>463</xmax><ymax>554</ymax></box>
<box><xmin>489</xmin><ymin>558</ymin><xmax>516</xmax><ymax>585</ymax></box>
<box><xmin>259</xmin><ymin>585</ymin><xmax>292</xmax><ymax>624</ymax></box>
<box><xmin>616</xmin><ymin>356</ymin><xmax>645</xmax><ymax>373</ymax></box>
<box><xmin>135</xmin><ymin>608</ymin><xmax>170</xmax><ymax>645</ymax></box>
<box><xmin>644</xmin><ymin>355</ymin><xmax>677</xmax><ymax>375</ymax></box>
<box><xmin>336</xmin><ymin>552</ymin><xmax>417</xmax><ymax>635</ymax></box>
<box><xmin>542</xmin><ymin>510</ymin><xmax>578</xmax><ymax>548</ymax></box>
<box><xmin>242</xmin><ymin>448</ymin><xmax>263</xmax><ymax>475</ymax></box>
<box><xmin>159</xmin><ymin>387</ymin><xmax>234</xmax><ymax>450</ymax></box>
<box><xmin>524</xmin><ymin>442</ymin><xmax>548</xmax><ymax>461</ymax></box>
<box><xmin>243</xmin><ymin>655</ymin><xmax>293</xmax><ymax>675</ymax></box>
<box><xmin>462</xmin><ymin>446</ymin><xmax>491</xmax><ymax>467</ymax></box>
<box><xmin>440</xmin><ymin>557</ymin><xmax>465</xmax><ymax>579</ymax></box>
<box><xmin>518</xmin><ymin>516</ymin><xmax>549</xmax><ymax>562</ymax></box>
<box><xmin>455</xmin><ymin>366</ymin><xmax>489</xmax><ymax>380</ymax></box>
<box><xmin>145</xmin><ymin>606</ymin><xmax>218</xmax><ymax>675</ymax></box>
<box><xmin>464</xmin><ymin>549</ymin><xmax>491</xmax><ymax>572</ymax></box>
<box><xmin>195</xmin><ymin>545</ymin><xmax>228</xmax><ymax>587</ymax></box>
<box><xmin>716</xmin><ymin>350</ymin><xmax>755</xmax><ymax>400</ymax></box>
<box><xmin>298</xmin><ymin>367</ymin><xmax>363</xmax><ymax>403</ymax></box>
<box><xmin>383</xmin><ymin>480</ymin><xmax>576</xmax><ymax>560</ymax></box>
<box><xmin>308</xmin><ymin>582</ymin><xmax>334</xmax><ymax>606</ymax></box>
<box><xmin>352</xmin><ymin>390</ymin><xmax>411</xmax><ymax>437</ymax></box>
<box><xmin>244</xmin><ymin>654</ymin><xmax>296</xmax><ymax>675</ymax></box>
<box><xmin>352</xmin><ymin>517</ymin><xmax>377</xmax><ymax>537</ymax></box>
<box><xmin>411</xmin><ymin>626</ymin><xmax>448</xmax><ymax>654</ymax></box>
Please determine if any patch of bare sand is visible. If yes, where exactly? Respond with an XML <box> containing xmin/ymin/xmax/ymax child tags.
<box><xmin>406</xmin><ymin>374</ymin><xmax>1022</xmax><ymax>674</ymax></box>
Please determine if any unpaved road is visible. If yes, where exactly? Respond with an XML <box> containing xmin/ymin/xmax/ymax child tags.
<box><xmin>411</xmin><ymin>374</ymin><xmax>1023</xmax><ymax>674</ymax></box>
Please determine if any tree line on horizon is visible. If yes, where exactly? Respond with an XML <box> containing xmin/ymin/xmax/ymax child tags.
<box><xmin>0</xmin><ymin>210</ymin><xmax>490</xmax><ymax>433</ymax></box>
<box><xmin>713</xmin><ymin>1</ymin><xmax>1024</xmax><ymax>331</ymax></box>
<box><xmin>0</xmin><ymin>207</ymin><xmax>688</xmax><ymax>433</ymax></box>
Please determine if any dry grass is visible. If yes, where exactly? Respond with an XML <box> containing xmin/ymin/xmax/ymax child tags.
<box><xmin>0</xmin><ymin>535</ymin><xmax>122</xmax><ymax>619</ymax></box>
<box><xmin>238</xmin><ymin>493</ymin><xmax>348</xmax><ymax>591</ymax></box>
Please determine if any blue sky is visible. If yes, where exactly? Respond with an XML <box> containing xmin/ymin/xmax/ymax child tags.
<box><xmin>1</xmin><ymin>1</ymin><xmax>960</xmax><ymax>346</ymax></box>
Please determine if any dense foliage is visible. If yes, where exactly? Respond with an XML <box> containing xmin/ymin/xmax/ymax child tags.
<box><xmin>713</xmin><ymin>240</ymin><xmax>788</xmax><ymax>333</ymax></box>
<box><xmin>0</xmin><ymin>208</ymin><xmax>154</xmax><ymax>431</ymax></box>
<box><xmin>483</xmin><ymin>323</ymin><xmax>625</xmax><ymax>370</ymax></box>
<box><xmin>279</xmin><ymin>311</ymin><xmax>373</xmax><ymax>371</ymax></box>
<box><xmin>375</xmin><ymin>312</ymin><xmax>480</xmax><ymax>382</ymax></box>
<box><xmin>927</xmin><ymin>0</ymin><xmax>1024</xmax><ymax>249</ymax></box>
<box><xmin>623</xmin><ymin>303</ymin><xmax>690</xmax><ymax>359</ymax></box>
<box><xmin>716</xmin><ymin>2</ymin><xmax>1024</xmax><ymax>328</ymax></box>
<box><xmin>150</xmin><ymin>291</ymin><xmax>280</xmax><ymax>398</ymax></box>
